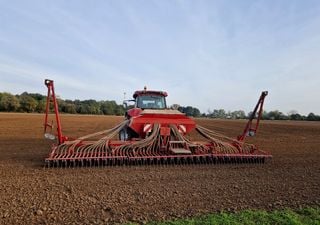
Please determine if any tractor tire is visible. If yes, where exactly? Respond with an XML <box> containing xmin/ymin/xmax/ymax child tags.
<box><xmin>119</xmin><ymin>127</ymin><xmax>129</xmax><ymax>141</ymax></box>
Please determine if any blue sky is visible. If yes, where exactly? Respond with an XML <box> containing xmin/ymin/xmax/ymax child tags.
<box><xmin>0</xmin><ymin>0</ymin><xmax>319</xmax><ymax>115</ymax></box>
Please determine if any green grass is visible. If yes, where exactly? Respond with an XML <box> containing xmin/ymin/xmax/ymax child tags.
<box><xmin>126</xmin><ymin>207</ymin><xmax>320</xmax><ymax>225</ymax></box>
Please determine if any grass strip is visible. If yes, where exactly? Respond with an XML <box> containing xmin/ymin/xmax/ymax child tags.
<box><xmin>127</xmin><ymin>207</ymin><xmax>320</xmax><ymax>225</ymax></box>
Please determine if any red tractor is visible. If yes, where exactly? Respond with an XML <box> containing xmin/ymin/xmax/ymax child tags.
<box><xmin>44</xmin><ymin>79</ymin><xmax>271</xmax><ymax>167</ymax></box>
<box><xmin>119</xmin><ymin>86</ymin><xmax>195</xmax><ymax>142</ymax></box>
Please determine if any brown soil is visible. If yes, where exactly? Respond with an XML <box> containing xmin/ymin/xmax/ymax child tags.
<box><xmin>0</xmin><ymin>113</ymin><xmax>319</xmax><ymax>224</ymax></box>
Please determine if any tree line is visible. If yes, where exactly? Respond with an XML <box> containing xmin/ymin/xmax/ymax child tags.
<box><xmin>0</xmin><ymin>92</ymin><xmax>125</xmax><ymax>115</ymax></box>
<box><xmin>0</xmin><ymin>91</ymin><xmax>319</xmax><ymax>121</ymax></box>
<box><xmin>205</xmin><ymin>109</ymin><xmax>320</xmax><ymax>121</ymax></box>
<box><xmin>172</xmin><ymin>105</ymin><xmax>320</xmax><ymax>121</ymax></box>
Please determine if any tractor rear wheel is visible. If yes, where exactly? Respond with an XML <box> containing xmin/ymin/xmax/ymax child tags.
<box><xmin>119</xmin><ymin>127</ymin><xmax>129</xmax><ymax>141</ymax></box>
<box><xmin>119</xmin><ymin>126</ymin><xmax>139</xmax><ymax>141</ymax></box>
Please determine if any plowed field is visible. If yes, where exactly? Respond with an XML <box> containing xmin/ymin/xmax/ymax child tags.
<box><xmin>0</xmin><ymin>113</ymin><xmax>319</xmax><ymax>224</ymax></box>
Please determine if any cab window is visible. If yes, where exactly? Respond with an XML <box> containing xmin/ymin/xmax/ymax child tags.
<box><xmin>136</xmin><ymin>95</ymin><xmax>166</xmax><ymax>109</ymax></box>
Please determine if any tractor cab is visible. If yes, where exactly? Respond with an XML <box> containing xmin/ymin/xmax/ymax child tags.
<box><xmin>125</xmin><ymin>87</ymin><xmax>168</xmax><ymax>119</ymax></box>
<box><xmin>133</xmin><ymin>87</ymin><xmax>167</xmax><ymax>109</ymax></box>
<box><xmin>135</xmin><ymin>93</ymin><xmax>167</xmax><ymax>109</ymax></box>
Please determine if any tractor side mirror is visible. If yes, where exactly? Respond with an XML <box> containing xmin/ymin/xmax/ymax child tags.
<box><xmin>123</xmin><ymin>99</ymin><xmax>135</xmax><ymax>109</ymax></box>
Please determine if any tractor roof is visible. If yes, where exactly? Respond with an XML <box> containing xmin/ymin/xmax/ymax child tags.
<box><xmin>133</xmin><ymin>87</ymin><xmax>168</xmax><ymax>99</ymax></box>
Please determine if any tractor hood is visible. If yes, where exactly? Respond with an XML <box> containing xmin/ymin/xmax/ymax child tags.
<box><xmin>128</xmin><ymin>109</ymin><xmax>196</xmax><ymax>137</ymax></box>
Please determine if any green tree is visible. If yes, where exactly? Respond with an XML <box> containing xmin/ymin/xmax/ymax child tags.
<box><xmin>114</xmin><ymin>104</ymin><xmax>125</xmax><ymax>116</ymax></box>
<box><xmin>192</xmin><ymin>107</ymin><xmax>201</xmax><ymax>117</ymax></box>
<box><xmin>290</xmin><ymin>113</ymin><xmax>303</xmax><ymax>120</ymax></box>
<box><xmin>178</xmin><ymin>106</ymin><xmax>201</xmax><ymax>117</ymax></box>
<box><xmin>230</xmin><ymin>110</ymin><xmax>246</xmax><ymax>119</ymax></box>
<box><xmin>102</xmin><ymin>100</ymin><xmax>121</xmax><ymax>115</ymax></box>
<box><xmin>0</xmin><ymin>93</ymin><xmax>20</xmax><ymax>111</ymax></box>
<box><xmin>36</xmin><ymin>99</ymin><xmax>46</xmax><ymax>113</ymax></box>
<box><xmin>307</xmin><ymin>112</ymin><xmax>318</xmax><ymax>121</ymax></box>
<box><xmin>267</xmin><ymin>110</ymin><xmax>287</xmax><ymax>120</ymax></box>
<box><xmin>101</xmin><ymin>101</ymin><xmax>112</xmax><ymax>115</ymax></box>
<box><xmin>210</xmin><ymin>109</ymin><xmax>226</xmax><ymax>118</ymax></box>
<box><xmin>62</xmin><ymin>103</ymin><xmax>77</xmax><ymax>114</ymax></box>
<box><xmin>184</xmin><ymin>106</ymin><xmax>194</xmax><ymax>116</ymax></box>
<box><xmin>170</xmin><ymin>104</ymin><xmax>180</xmax><ymax>110</ymax></box>
<box><xmin>19</xmin><ymin>95</ymin><xmax>37</xmax><ymax>112</ymax></box>
<box><xmin>82</xmin><ymin>100</ymin><xmax>101</xmax><ymax>114</ymax></box>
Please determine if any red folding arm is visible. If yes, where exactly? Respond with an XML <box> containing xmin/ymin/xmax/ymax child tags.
<box><xmin>237</xmin><ymin>91</ymin><xmax>268</xmax><ymax>142</ymax></box>
<box><xmin>44</xmin><ymin>79</ymin><xmax>66</xmax><ymax>144</ymax></box>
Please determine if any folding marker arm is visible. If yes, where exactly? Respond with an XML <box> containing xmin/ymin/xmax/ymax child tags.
<box><xmin>237</xmin><ymin>91</ymin><xmax>268</xmax><ymax>142</ymax></box>
<box><xmin>44</xmin><ymin>79</ymin><xmax>66</xmax><ymax>144</ymax></box>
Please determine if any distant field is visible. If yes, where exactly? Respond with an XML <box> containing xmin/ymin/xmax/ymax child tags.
<box><xmin>0</xmin><ymin>113</ymin><xmax>319</xmax><ymax>224</ymax></box>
